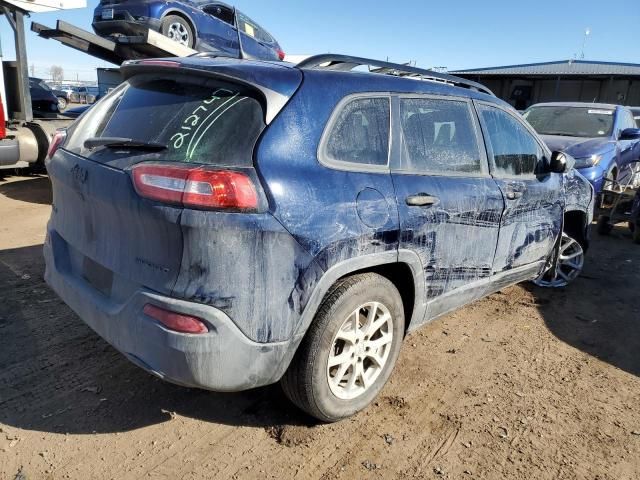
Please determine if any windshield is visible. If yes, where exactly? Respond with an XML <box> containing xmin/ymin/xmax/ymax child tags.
<box><xmin>64</xmin><ymin>74</ymin><xmax>265</xmax><ymax>166</ymax></box>
<box><xmin>523</xmin><ymin>106</ymin><xmax>614</xmax><ymax>138</ymax></box>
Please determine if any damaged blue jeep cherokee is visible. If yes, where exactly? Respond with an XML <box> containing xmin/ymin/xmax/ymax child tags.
<box><xmin>44</xmin><ymin>55</ymin><xmax>594</xmax><ymax>421</ymax></box>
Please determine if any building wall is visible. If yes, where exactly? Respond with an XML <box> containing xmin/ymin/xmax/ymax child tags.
<box><xmin>462</xmin><ymin>75</ymin><xmax>640</xmax><ymax>109</ymax></box>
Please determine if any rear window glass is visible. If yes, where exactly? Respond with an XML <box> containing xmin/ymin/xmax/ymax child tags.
<box><xmin>64</xmin><ymin>75</ymin><xmax>265</xmax><ymax>166</ymax></box>
<box><xmin>323</xmin><ymin>97</ymin><xmax>390</xmax><ymax>168</ymax></box>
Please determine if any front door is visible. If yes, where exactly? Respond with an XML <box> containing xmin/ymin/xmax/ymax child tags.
<box><xmin>199</xmin><ymin>4</ymin><xmax>240</xmax><ymax>56</ymax></box>
<box><xmin>390</xmin><ymin>95</ymin><xmax>504</xmax><ymax>323</ymax></box>
<box><xmin>475</xmin><ymin>102</ymin><xmax>564</xmax><ymax>273</ymax></box>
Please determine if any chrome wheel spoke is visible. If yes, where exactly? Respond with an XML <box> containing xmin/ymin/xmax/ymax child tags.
<box><xmin>366</xmin><ymin>331</ymin><xmax>392</xmax><ymax>350</ymax></box>
<box><xmin>328</xmin><ymin>349</ymin><xmax>352</xmax><ymax>368</ymax></box>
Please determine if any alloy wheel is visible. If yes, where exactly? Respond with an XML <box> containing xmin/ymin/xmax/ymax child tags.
<box><xmin>167</xmin><ymin>22</ymin><xmax>190</xmax><ymax>46</ymax></box>
<box><xmin>534</xmin><ymin>233</ymin><xmax>584</xmax><ymax>288</ymax></box>
<box><xmin>327</xmin><ymin>302</ymin><xmax>394</xmax><ymax>400</ymax></box>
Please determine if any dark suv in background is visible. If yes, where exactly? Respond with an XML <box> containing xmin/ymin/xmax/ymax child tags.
<box><xmin>44</xmin><ymin>55</ymin><xmax>593</xmax><ymax>422</ymax></box>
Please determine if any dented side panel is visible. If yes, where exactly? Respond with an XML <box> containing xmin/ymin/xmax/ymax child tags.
<box><xmin>256</xmin><ymin>73</ymin><xmax>401</xmax><ymax>274</ymax></box>
<box><xmin>491</xmin><ymin>174</ymin><xmax>564</xmax><ymax>272</ymax></box>
<box><xmin>172</xmin><ymin>211</ymin><xmax>324</xmax><ymax>343</ymax></box>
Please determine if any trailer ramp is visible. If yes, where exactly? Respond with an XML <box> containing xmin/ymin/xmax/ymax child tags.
<box><xmin>31</xmin><ymin>20</ymin><xmax>196</xmax><ymax>65</ymax></box>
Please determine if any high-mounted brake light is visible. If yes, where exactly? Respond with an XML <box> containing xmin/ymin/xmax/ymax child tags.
<box><xmin>143</xmin><ymin>304</ymin><xmax>208</xmax><ymax>334</ymax></box>
<box><xmin>131</xmin><ymin>60</ymin><xmax>181</xmax><ymax>68</ymax></box>
<box><xmin>131</xmin><ymin>164</ymin><xmax>259</xmax><ymax>210</ymax></box>
<box><xmin>47</xmin><ymin>129</ymin><xmax>67</xmax><ymax>159</ymax></box>
<box><xmin>0</xmin><ymin>97</ymin><xmax>6</xmax><ymax>140</ymax></box>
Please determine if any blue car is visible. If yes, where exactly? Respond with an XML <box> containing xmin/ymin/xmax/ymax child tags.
<box><xmin>44</xmin><ymin>55</ymin><xmax>593</xmax><ymax>421</ymax></box>
<box><xmin>92</xmin><ymin>0</ymin><xmax>284</xmax><ymax>60</ymax></box>
<box><xmin>523</xmin><ymin>102</ymin><xmax>640</xmax><ymax>193</ymax></box>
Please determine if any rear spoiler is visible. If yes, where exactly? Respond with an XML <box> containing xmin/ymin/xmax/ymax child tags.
<box><xmin>120</xmin><ymin>58</ymin><xmax>302</xmax><ymax>124</ymax></box>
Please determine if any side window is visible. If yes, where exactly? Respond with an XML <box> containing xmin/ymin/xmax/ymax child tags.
<box><xmin>323</xmin><ymin>97</ymin><xmax>390</xmax><ymax>167</ymax></box>
<box><xmin>399</xmin><ymin>98</ymin><xmax>482</xmax><ymax>174</ymax></box>
<box><xmin>203</xmin><ymin>4</ymin><xmax>235</xmax><ymax>25</ymax></box>
<box><xmin>478</xmin><ymin>105</ymin><xmax>543</xmax><ymax>176</ymax></box>
<box><xmin>621</xmin><ymin>110</ymin><xmax>637</xmax><ymax>130</ymax></box>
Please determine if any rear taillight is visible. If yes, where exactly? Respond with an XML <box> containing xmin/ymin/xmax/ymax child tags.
<box><xmin>277</xmin><ymin>49</ymin><xmax>286</xmax><ymax>61</ymax></box>
<box><xmin>131</xmin><ymin>164</ymin><xmax>259</xmax><ymax>210</ymax></box>
<box><xmin>0</xmin><ymin>98</ymin><xmax>6</xmax><ymax>140</ymax></box>
<box><xmin>143</xmin><ymin>304</ymin><xmax>208</xmax><ymax>334</ymax></box>
<box><xmin>47</xmin><ymin>129</ymin><xmax>67</xmax><ymax>159</ymax></box>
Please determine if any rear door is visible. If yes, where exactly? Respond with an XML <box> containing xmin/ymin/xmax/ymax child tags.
<box><xmin>48</xmin><ymin>73</ymin><xmax>268</xmax><ymax>297</ymax></box>
<box><xmin>390</xmin><ymin>94</ymin><xmax>504</xmax><ymax>320</ymax></box>
<box><xmin>475</xmin><ymin>101</ymin><xmax>563</xmax><ymax>272</ymax></box>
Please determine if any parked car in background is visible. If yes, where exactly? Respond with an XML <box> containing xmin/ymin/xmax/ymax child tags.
<box><xmin>44</xmin><ymin>55</ymin><xmax>593</xmax><ymax>422</ymax></box>
<box><xmin>62</xmin><ymin>104</ymin><xmax>91</xmax><ymax>119</ymax></box>
<box><xmin>523</xmin><ymin>102</ymin><xmax>640</xmax><ymax>193</ymax></box>
<box><xmin>630</xmin><ymin>107</ymin><xmax>640</xmax><ymax>127</ymax></box>
<box><xmin>91</xmin><ymin>0</ymin><xmax>284</xmax><ymax>60</ymax></box>
<box><xmin>29</xmin><ymin>77</ymin><xmax>60</xmax><ymax>117</ymax></box>
<box><xmin>50</xmin><ymin>87</ymin><xmax>70</xmax><ymax>111</ymax></box>
<box><xmin>71</xmin><ymin>86</ymin><xmax>100</xmax><ymax>104</ymax></box>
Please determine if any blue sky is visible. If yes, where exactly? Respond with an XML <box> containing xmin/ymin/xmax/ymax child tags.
<box><xmin>1</xmin><ymin>0</ymin><xmax>639</xmax><ymax>81</ymax></box>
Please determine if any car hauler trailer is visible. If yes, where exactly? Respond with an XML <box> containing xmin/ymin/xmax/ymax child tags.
<box><xmin>0</xmin><ymin>0</ymin><xmax>195</xmax><ymax>171</ymax></box>
<box><xmin>0</xmin><ymin>0</ymin><xmax>86</xmax><ymax>170</ymax></box>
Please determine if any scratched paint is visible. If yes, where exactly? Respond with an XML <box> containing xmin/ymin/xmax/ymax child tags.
<box><xmin>43</xmin><ymin>60</ymin><xmax>595</xmax><ymax>393</ymax></box>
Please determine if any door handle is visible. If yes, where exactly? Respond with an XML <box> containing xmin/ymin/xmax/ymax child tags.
<box><xmin>505</xmin><ymin>182</ymin><xmax>526</xmax><ymax>200</ymax></box>
<box><xmin>406</xmin><ymin>193</ymin><xmax>440</xmax><ymax>207</ymax></box>
<box><xmin>505</xmin><ymin>190</ymin><xmax>524</xmax><ymax>200</ymax></box>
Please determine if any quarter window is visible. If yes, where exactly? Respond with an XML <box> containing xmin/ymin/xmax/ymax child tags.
<box><xmin>479</xmin><ymin>105</ymin><xmax>543</xmax><ymax>176</ymax></box>
<box><xmin>399</xmin><ymin>98</ymin><xmax>482</xmax><ymax>174</ymax></box>
<box><xmin>324</xmin><ymin>97</ymin><xmax>390</xmax><ymax>167</ymax></box>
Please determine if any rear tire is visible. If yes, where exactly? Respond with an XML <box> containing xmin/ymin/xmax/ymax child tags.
<box><xmin>633</xmin><ymin>222</ymin><xmax>640</xmax><ymax>245</ymax></box>
<box><xmin>596</xmin><ymin>215</ymin><xmax>613</xmax><ymax>235</ymax></box>
<box><xmin>161</xmin><ymin>15</ymin><xmax>195</xmax><ymax>48</ymax></box>
<box><xmin>281</xmin><ymin>273</ymin><xmax>405</xmax><ymax>422</ymax></box>
<box><xmin>57</xmin><ymin>96</ymin><xmax>67</xmax><ymax>111</ymax></box>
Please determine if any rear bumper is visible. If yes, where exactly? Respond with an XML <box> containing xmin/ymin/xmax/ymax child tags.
<box><xmin>43</xmin><ymin>228</ymin><xmax>297</xmax><ymax>392</ymax></box>
<box><xmin>0</xmin><ymin>138</ymin><xmax>20</xmax><ymax>167</ymax></box>
<box><xmin>92</xmin><ymin>17</ymin><xmax>161</xmax><ymax>36</ymax></box>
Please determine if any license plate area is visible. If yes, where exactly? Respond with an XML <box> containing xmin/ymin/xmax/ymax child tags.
<box><xmin>82</xmin><ymin>256</ymin><xmax>113</xmax><ymax>297</ymax></box>
<box><xmin>101</xmin><ymin>8</ymin><xmax>114</xmax><ymax>20</ymax></box>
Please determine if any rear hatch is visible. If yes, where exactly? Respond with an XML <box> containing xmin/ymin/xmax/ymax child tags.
<box><xmin>47</xmin><ymin>59</ymin><xmax>302</xmax><ymax>298</ymax></box>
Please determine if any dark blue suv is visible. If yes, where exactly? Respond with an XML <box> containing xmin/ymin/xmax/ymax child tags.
<box><xmin>44</xmin><ymin>55</ymin><xmax>594</xmax><ymax>421</ymax></box>
<box><xmin>92</xmin><ymin>0</ymin><xmax>285</xmax><ymax>60</ymax></box>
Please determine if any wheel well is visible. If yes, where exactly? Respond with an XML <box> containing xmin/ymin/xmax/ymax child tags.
<box><xmin>337</xmin><ymin>262</ymin><xmax>416</xmax><ymax>334</ymax></box>
<box><xmin>564</xmin><ymin>210</ymin><xmax>588</xmax><ymax>249</ymax></box>
<box><xmin>162</xmin><ymin>11</ymin><xmax>196</xmax><ymax>35</ymax></box>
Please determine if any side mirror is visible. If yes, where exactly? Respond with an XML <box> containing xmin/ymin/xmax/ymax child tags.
<box><xmin>619</xmin><ymin>128</ymin><xmax>640</xmax><ymax>140</ymax></box>
<box><xmin>549</xmin><ymin>151</ymin><xmax>575</xmax><ymax>174</ymax></box>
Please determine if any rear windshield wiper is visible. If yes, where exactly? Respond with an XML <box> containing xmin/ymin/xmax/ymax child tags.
<box><xmin>84</xmin><ymin>137</ymin><xmax>168</xmax><ymax>151</ymax></box>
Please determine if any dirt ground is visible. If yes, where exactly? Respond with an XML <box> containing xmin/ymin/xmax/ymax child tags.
<box><xmin>1</xmin><ymin>173</ymin><xmax>639</xmax><ymax>480</ymax></box>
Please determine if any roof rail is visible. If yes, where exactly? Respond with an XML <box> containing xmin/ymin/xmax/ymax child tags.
<box><xmin>297</xmin><ymin>54</ymin><xmax>495</xmax><ymax>96</ymax></box>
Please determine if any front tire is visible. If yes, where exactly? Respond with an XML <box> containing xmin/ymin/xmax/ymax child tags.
<box><xmin>534</xmin><ymin>232</ymin><xmax>585</xmax><ymax>288</ymax></box>
<box><xmin>282</xmin><ymin>273</ymin><xmax>405</xmax><ymax>422</ymax></box>
<box><xmin>161</xmin><ymin>15</ymin><xmax>194</xmax><ymax>48</ymax></box>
